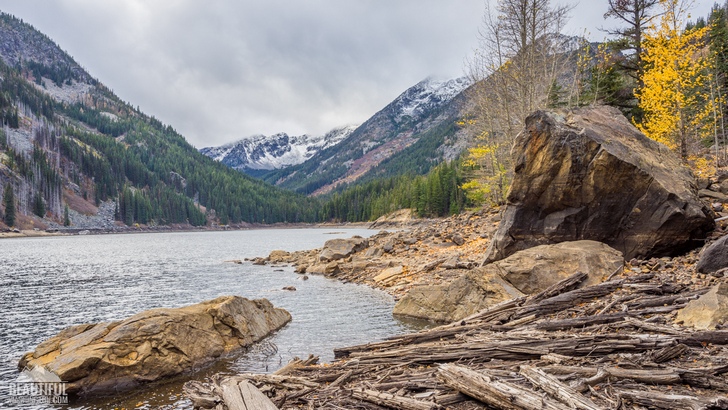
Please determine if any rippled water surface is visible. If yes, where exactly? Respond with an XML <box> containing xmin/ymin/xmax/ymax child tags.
<box><xmin>0</xmin><ymin>228</ymin><xmax>421</xmax><ymax>409</ymax></box>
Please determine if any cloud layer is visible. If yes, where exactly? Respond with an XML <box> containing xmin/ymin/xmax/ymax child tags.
<box><xmin>0</xmin><ymin>1</ymin><xmax>715</xmax><ymax>147</ymax></box>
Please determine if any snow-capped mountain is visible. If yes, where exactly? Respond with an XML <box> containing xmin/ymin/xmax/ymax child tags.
<box><xmin>200</xmin><ymin>125</ymin><xmax>357</xmax><ymax>172</ymax></box>
<box><xmin>394</xmin><ymin>77</ymin><xmax>470</xmax><ymax>121</ymax></box>
<box><xmin>261</xmin><ymin>76</ymin><xmax>473</xmax><ymax>195</ymax></box>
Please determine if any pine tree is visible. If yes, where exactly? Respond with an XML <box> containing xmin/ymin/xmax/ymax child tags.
<box><xmin>605</xmin><ymin>0</ymin><xmax>660</xmax><ymax>82</ymax></box>
<box><xmin>63</xmin><ymin>205</ymin><xmax>70</xmax><ymax>226</ymax></box>
<box><xmin>32</xmin><ymin>191</ymin><xmax>45</xmax><ymax>217</ymax></box>
<box><xmin>3</xmin><ymin>184</ymin><xmax>16</xmax><ymax>227</ymax></box>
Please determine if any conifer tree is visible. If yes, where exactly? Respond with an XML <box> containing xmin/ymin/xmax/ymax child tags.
<box><xmin>3</xmin><ymin>184</ymin><xmax>16</xmax><ymax>227</ymax></box>
<box><xmin>32</xmin><ymin>191</ymin><xmax>45</xmax><ymax>217</ymax></box>
<box><xmin>604</xmin><ymin>0</ymin><xmax>660</xmax><ymax>81</ymax></box>
<box><xmin>63</xmin><ymin>205</ymin><xmax>70</xmax><ymax>226</ymax></box>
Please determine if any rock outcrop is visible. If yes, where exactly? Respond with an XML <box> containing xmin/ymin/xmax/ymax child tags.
<box><xmin>319</xmin><ymin>237</ymin><xmax>369</xmax><ymax>261</ymax></box>
<box><xmin>494</xmin><ymin>240</ymin><xmax>624</xmax><ymax>294</ymax></box>
<box><xmin>394</xmin><ymin>240</ymin><xmax>624</xmax><ymax>322</ymax></box>
<box><xmin>485</xmin><ymin>106</ymin><xmax>714</xmax><ymax>262</ymax></box>
<box><xmin>696</xmin><ymin>235</ymin><xmax>728</xmax><ymax>274</ymax></box>
<box><xmin>392</xmin><ymin>268</ymin><xmax>524</xmax><ymax>322</ymax></box>
<box><xmin>18</xmin><ymin>296</ymin><xmax>291</xmax><ymax>395</ymax></box>
<box><xmin>676</xmin><ymin>282</ymin><xmax>728</xmax><ymax>330</ymax></box>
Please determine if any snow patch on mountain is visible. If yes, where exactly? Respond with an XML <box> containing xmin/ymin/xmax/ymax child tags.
<box><xmin>200</xmin><ymin>125</ymin><xmax>357</xmax><ymax>171</ymax></box>
<box><xmin>394</xmin><ymin>77</ymin><xmax>470</xmax><ymax>121</ymax></box>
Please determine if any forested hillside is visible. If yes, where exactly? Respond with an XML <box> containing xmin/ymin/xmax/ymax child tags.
<box><xmin>259</xmin><ymin>77</ymin><xmax>471</xmax><ymax>196</ymax></box>
<box><xmin>320</xmin><ymin>161</ymin><xmax>466</xmax><ymax>222</ymax></box>
<box><xmin>0</xmin><ymin>12</ymin><xmax>319</xmax><ymax>229</ymax></box>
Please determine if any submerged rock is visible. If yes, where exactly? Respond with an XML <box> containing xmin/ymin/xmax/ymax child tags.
<box><xmin>18</xmin><ymin>296</ymin><xmax>291</xmax><ymax>395</ymax></box>
<box><xmin>485</xmin><ymin>106</ymin><xmax>713</xmax><ymax>262</ymax></box>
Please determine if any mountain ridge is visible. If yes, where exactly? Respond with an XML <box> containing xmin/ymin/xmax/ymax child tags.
<box><xmin>0</xmin><ymin>11</ymin><xmax>320</xmax><ymax>229</ymax></box>
<box><xmin>257</xmin><ymin>76</ymin><xmax>473</xmax><ymax>195</ymax></box>
<box><xmin>199</xmin><ymin>125</ymin><xmax>357</xmax><ymax>174</ymax></box>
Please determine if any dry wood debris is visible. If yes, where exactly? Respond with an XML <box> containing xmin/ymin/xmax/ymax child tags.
<box><xmin>186</xmin><ymin>256</ymin><xmax>728</xmax><ymax>410</ymax></box>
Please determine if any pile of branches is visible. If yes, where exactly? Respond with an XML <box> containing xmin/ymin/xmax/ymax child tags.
<box><xmin>185</xmin><ymin>269</ymin><xmax>728</xmax><ymax>410</ymax></box>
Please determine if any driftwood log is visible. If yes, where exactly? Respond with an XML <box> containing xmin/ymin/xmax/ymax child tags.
<box><xmin>185</xmin><ymin>269</ymin><xmax>728</xmax><ymax>409</ymax></box>
<box><xmin>185</xmin><ymin>376</ymin><xmax>279</xmax><ymax>410</ymax></box>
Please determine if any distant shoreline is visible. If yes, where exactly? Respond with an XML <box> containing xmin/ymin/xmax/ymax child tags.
<box><xmin>0</xmin><ymin>221</ymin><xmax>373</xmax><ymax>240</ymax></box>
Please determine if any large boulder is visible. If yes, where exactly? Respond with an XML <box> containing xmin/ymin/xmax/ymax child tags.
<box><xmin>319</xmin><ymin>237</ymin><xmax>369</xmax><ymax>261</ymax></box>
<box><xmin>494</xmin><ymin>240</ymin><xmax>623</xmax><ymax>294</ymax></box>
<box><xmin>392</xmin><ymin>268</ymin><xmax>524</xmax><ymax>323</ymax></box>
<box><xmin>18</xmin><ymin>296</ymin><xmax>291</xmax><ymax>395</ymax></box>
<box><xmin>676</xmin><ymin>283</ymin><xmax>728</xmax><ymax>330</ymax></box>
<box><xmin>268</xmin><ymin>250</ymin><xmax>293</xmax><ymax>263</ymax></box>
<box><xmin>394</xmin><ymin>240</ymin><xmax>623</xmax><ymax>323</ymax></box>
<box><xmin>696</xmin><ymin>235</ymin><xmax>728</xmax><ymax>274</ymax></box>
<box><xmin>485</xmin><ymin>106</ymin><xmax>713</xmax><ymax>262</ymax></box>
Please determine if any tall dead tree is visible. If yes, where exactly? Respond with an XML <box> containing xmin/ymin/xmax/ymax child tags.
<box><xmin>463</xmin><ymin>0</ymin><xmax>573</xmax><ymax>203</ymax></box>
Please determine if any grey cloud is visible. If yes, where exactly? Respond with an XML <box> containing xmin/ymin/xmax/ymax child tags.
<box><xmin>0</xmin><ymin>1</ymin><xmax>715</xmax><ymax>147</ymax></box>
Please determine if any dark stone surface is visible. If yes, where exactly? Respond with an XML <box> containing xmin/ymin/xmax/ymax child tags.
<box><xmin>485</xmin><ymin>106</ymin><xmax>714</xmax><ymax>262</ymax></box>
<box><xmin>697</xmin><ymin>235</ymin><xmax>728</xmax><ymax>274</ymax></box>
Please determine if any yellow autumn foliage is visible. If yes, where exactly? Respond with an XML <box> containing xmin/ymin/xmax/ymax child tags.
<box><xmin>461</xmin><ymin>135</ymin><xmax>509</xmax><ymax>206</ymax></box>
<box><xmin>636</xmin><ymin>0</ymin><xmax>717</xmax><ymax>158</ymax></box>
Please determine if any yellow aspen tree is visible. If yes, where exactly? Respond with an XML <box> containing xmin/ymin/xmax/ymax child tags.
<box><xmin>461</xmin><ymin>134</ymin><xmax>508</xmax><ymax>206</ymax></box>
<box><xmin>636</xmin><ymin>0</ymin><xmax>714</xmax><ymax>159</ymax></box>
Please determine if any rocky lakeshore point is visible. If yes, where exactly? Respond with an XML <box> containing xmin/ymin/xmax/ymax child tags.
<box><xmin>18</xmin><ymin>296</ymin><xmax>291</xmax><ymax>396</ymax></box>
<box><xmin>185</xmin><ymin>107</ymin><xmax>728</xmax><ymax>409</ymax></box>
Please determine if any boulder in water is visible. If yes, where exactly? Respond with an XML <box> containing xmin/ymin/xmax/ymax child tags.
<box><xmin>18</xmin><ymin>296</ymin><xmax>291</xmax><ymax>395</ymax></box>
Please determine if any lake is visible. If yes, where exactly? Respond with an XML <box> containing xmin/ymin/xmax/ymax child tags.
<box><xmin>0</xmin><ymin>228</ymin><xmax>421</xmax><ymax>409</ymax></box>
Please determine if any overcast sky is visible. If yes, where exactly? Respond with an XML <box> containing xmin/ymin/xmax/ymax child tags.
<box><xmin>0</xmin><ymin>1</ymin><xmax>716</xmax><ymax>148</ymax></box>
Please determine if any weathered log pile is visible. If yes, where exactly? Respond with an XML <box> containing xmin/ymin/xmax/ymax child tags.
<box><xmin>185</xmin><ymin>263</ymin><xmax>728</xmax><ymax>410</ymax></box>
<box><xmin>190</xmin><ymin>107</ymin><xmax>728</xmax><ymax>409</ymax></box>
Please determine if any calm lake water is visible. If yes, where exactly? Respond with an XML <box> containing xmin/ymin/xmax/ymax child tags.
<box><xmin>0</xmin><ymin>228</ymin><xmax>422</xmax><ymax>409</ymax></box>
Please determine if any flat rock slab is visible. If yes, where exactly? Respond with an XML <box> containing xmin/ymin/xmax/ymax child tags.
<box><xmin>394</xmin><ymin>240</ymin><xmax>624</xmax><ymax>323</ymax></box>
<box><xmin>319</xmin><ymin>237</ymin><xmax>369</xmax><ymax>261</ymax></box>
<box><xmin>485</xmin><ymin>106</ymin><xmax>713</xmax><ymax>262</ymax></box>
<box><xmin>18</xmin><ymin>296</ymin><xmax>291</xmax><ymax>395</ymax></box>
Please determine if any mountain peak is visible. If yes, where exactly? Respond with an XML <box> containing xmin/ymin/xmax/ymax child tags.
<box><xmin>393</xmin><ymin>76</ymin><xmax>470</xmax><ymax>121</ymax></box>
<box><xmin>199</xmin><ymin>124</ymin><xmax>358</xmax><ymax>172</ymax></box>
<box><xmin>0</xmin><ymin>12</ymin><xmax>92</xmax><ymax>85</ymax></box>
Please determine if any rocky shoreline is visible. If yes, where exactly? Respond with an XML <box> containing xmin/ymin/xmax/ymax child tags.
<box><xmin>15</xmin><ymin>106</ymin><xmax>728</xmax><ymax>408</ymax></box>
<box><xmin>186</xmin><ymin>107</ymin><xmax>728</xmax><ymax>410</ymax></box>
<box><xmin>185</xmin><ymin>214</ymin><xmax>728</xmax><ymax>410</ymax></box>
